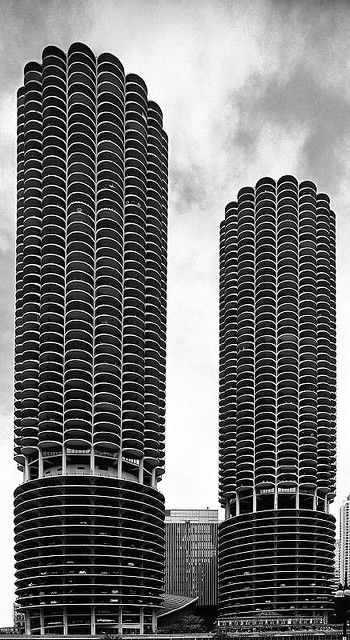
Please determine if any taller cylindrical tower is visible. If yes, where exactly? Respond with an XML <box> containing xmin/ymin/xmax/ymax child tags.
<box><xmin>218</xmin><ymin>176</ymin><xmax>336</xmax><ymax>629</ymax></box>
<box><xmin>14</xmin><ymin>43</ymin><xmax>168</xmax><ymax>636</ymax></box>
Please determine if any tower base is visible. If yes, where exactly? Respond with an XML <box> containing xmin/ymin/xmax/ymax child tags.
<box><xmin>218</xmin><ymin>509</ymin><xmax>335</xmax><ymax>625</ymax></box>
<box><xmin>15</xmin><ymin>475</ymin><xmax>164</xmax><ymax>635</ymax></box>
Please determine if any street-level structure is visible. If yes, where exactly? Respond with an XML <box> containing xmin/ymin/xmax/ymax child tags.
<box><xmin>339</xmin><ymin>496</ymin><xmax>350</xmax><ymax>585</ymax></box>
<box><xmin>165</xmin><ymin>509</ymin><xmax>218</xmax><ymax>606</ymax></box>
<box><xmin>218</xmin><ymin>176</ymin><xmax>336</xmax><ymax>630</ymax></box>
<box><xmin>14</xmin><ymin>42</ymin><xmax>168</xmax><ymax>635</ymax></box>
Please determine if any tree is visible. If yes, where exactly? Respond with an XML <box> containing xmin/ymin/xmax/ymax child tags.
<box><xmin>160</xmin><ymin>614</ymin><xmax>207</xmax><ymax>634</ymax></box>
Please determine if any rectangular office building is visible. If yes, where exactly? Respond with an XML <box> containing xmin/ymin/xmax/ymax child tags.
<box><xmin>165</xmin><ymin>509</ymin><xmax>218</xmax><ymax>606</ymax></box>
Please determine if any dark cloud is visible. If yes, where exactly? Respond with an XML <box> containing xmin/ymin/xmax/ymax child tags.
<box><xmin>0</xmin><ymin>0</ymin><xmax>92</xmax><ymax>91</ymax></box>
<box><xmin>231</xmin><ymin>65</ymin><xmax>350</xmax><ymax>193</ymax></box>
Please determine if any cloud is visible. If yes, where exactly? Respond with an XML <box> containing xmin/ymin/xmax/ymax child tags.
<box><xmin>229</xmin><ymin>65</ymin><xmax>350</xmax><ymax>192</ymax></box>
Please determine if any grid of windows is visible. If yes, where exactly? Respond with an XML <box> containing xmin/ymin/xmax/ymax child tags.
<box><xmin>165</xmin><ymin>509</ymin><xmax>218</xmax><ymax>606</ymax></box>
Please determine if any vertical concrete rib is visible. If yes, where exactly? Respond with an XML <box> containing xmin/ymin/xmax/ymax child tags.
<box><xmin>219</xmin><ymin>204</ymin><xmax>238</xmax><ymax>505</ymax></box>
<box><xmin>298</xmin><ymin>181</ymin><xmax>318</xmax><ymax>493</ymax></box>
<box><xmin>21</xmin><ymin>61</ymin><xmax>42</xmax><ymax>461</ymax></box>
<box><xmin>144</xmin><ymin>101</ymin><xmax>164</xmax><ymax>471</ymax></box>
<box><xmin>255</xmin><ymin>178</ymin><xmax>276</xmax><ymax>494</ymax></box>
<box><xmin>14</xmin><ymin>87</ymin><xmax>25</xmax><ymax>467</ymax></box>
<box><xmin>122</xmin><ymin>73</ymin><xmax>147</xmax><ymax>460</ymax></box>
<box><xmin>95</xmin><ymin>52</ymin><xmax>125</xmax><ymax>454</ymax></box>
<box><xmin>276</xmin><ymin>176</ymin><xmax>299</xmax><ymax>490</ymax></box>
<box><xmin>40</xmin><ymin>46</ymin><xmax>66</xmax><ymax>457</ymax></box>
<box><xmin>236</xmin><ymin>187</ymin><xmax>255</xmax><ymax>500</ymax></box>
<box><xmin>65</xmin><ymin>43</ymin><xmax>96</xmax><ymax>452</ymax></box>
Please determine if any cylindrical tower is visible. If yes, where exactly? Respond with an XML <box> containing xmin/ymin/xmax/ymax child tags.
<box><xmin>218</xmin><ymin>176</ymin><xmax>336</xmax><ymax>630</ymax></box>
<box><xmin>14</xmin><ymin>43</ymin><xmax>168</xmax><ymax>636</ymax></box>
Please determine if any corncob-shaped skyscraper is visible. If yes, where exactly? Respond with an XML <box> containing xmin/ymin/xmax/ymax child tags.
<box><xmin>14</xmin><ymin>43</ymin><xmax>168</xmax><ymax>635</ymax></box>
<box><xmin>218</xmin><ymin>176</ymin><xmax>336</xmax><ymax>628</ymax></box>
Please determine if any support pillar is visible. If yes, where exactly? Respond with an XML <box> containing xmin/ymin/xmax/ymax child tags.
<box><xmin>274</xmin><ymin>488</ymin><xmax>278</xmax><ymax>510</ymax></box>
<box><xmin>62</xmin><ymin>446</ymin><xmax>67</xmax><ymax>476</ymax></box>
<box><xmin>90</xmin><ymin>446</ymin><xmax>95</xmax><ymax>475</ymax></box>
<box><xmin>63</xmin><ymin>607</ymin><xmax>68</xmax><ymax>636</ymax></box>
<box><xmin>152</xmin><ymin>609</ymin><xmax>157</xmax><ymax>633</ymax></box>
<box><xmin>225</xmin><ymin>499</ymin><xmax>230</xmax><ymax>520</ymax></box>
<box><xmin>24</xmin><ymin>456</ymin><xmax>30</xmax><ymax>483</ymax></box>
<box><xmin>140</xmin><ymin>608</ymin><xmax>144</xmax><ymax>635</ymax></box>
<box><xmin>118</xmin><ymin>607</ymin><xmax>123</xmax><ymax>635</ymax></box>
<box><xmin>138</xmin><ymin>457</ymin><xmax>144</xmax><ymax>484</ymax></box>
<box><xmin>252</xmin><ymin>489</ymin><xmax>257</xmax><ymax>513</ymax></box>
<box><xmin>295</xmin><ymin>488</ymin><xmax>299</xmax><ymax>510</ymax></box>
<box><xmin>325</xmin><ymin>494</ymin><xmax>329</xmax><ymax>514</ymax></box>
<box><xmin>24</xmin><ymin>612</ymin><xmax>30</xmax><ymax>636</ymax></box>
<box><xmin>91</xmin><ymin>606</ymin><xmax>96</xmax><ymax>636</ymax></box>
<box><xmin>236</xmin><ymin>494</ymin><xmax>240</xmax><ymax>516</ymax></box>
<box><xmin>313</xmin><ymin>490</ymin><xmax>317</xmax><ymax>511</ymax></box>
<box><xmin>151</xmin><ymin>468</ymin><xmax>156</xmax><ymax>489</ymax></box>
<box><xmin>38</xmin><ymin>448</ymin><xmax>43</xmax><ymax>478</ymax></box>
<box><xmin>40</xmin><ymin>609</ymin><xmax>45</xmax><ymax>635</ymax></box>
<box><xmin>118</xmin><ymin>449</ymin><xmax>123</xmax><ymax>479</ymax></box>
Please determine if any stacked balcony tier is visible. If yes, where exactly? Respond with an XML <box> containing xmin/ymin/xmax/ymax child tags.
<box><xmin>219</xmin><ymin>510</ymin><xmax>335</xmax><ymax>621</ymax></box>
<box><xmin>14</xmin><ymin>42</ymin><xmax>168</xmax><ymax>479</ymax></box>
<box><xmin>15</xmin><ymin>477</ymin><xmax>164</xmax><ymax>635</ymax></box>
<box><xmin>219</xmin><ymin>176</ymin><xmax>336</xmax><ymax>508</ymax></box>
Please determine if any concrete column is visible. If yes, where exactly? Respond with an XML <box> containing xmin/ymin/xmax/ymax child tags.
<box><xmin>90</xmin><ymin>446</ymin><xmax>95</xmax><ymax>475</ymax></box>
<box><xmin>151</xmin><ymin>468</ymin><xmax>157</xmax><ymax>489</ymax></box>
<box><xmin>118</xmin><ymin>449</ymin><xmax>123</xmax><ymax>479</ymax></box>
<box><xmin>38</xmin><ymin>448</ymin><xmax>44</xmax><ymax>478</ymax></box>
<box><xmin>118</xmin><ymin>607</ymin><xmax>123</xmax><ymax>634</ymax></box>
<box><xmin>24</xmin><ymin>612</ymin><xmax>30</xmax><ymax>636</ymax></box>
<box><xmin>313</xmin><ymin>490</ymin><xmax>317</xmax><ymax>511</ymax></box>
<box><xmin>252</xmin><ymin>489</ymin><xmax>257</xmax><ymax>513</ymax></box>
<box><xmin>225</xmin><ymin>499</ymin><xmax>230</xmax><ymax>520</ymax></box>
<box><xmin>296</xmin><ymin>488</ymin><xmax>299</xmax><ymax>510</ymax></box>
<box><xmin>63</xmin><ymin>607</ymin><xmax>68</xmax><ymax>636</ymax></box>
<box><xmin>140</xmin><ymin>608</ymin><xmax>144</xmax><ymax>635</ymax></box>
<box><xmin>274</xmin><ymin>488</ymin><xmax>278</xmax><ymax>510</ymax></box>
<box><xmin>138</xmin><ymin>458</ymin><xmax>144</xmax><ymax>484</ymax></box>
<box><xmin>91</xmin><ymin>606</ymin><xmax>96</xmax><ymax>635</ymax></box>
<box><xmin>236</xmin><ymin>495</ymin><xmax>240</xmax><ymax>516</ymax></box>
<box><xmin>24</xmin><ymin>456</ymin><xmax>30</xmax><ymax>483</ymax></box>
<box><xmin>62</xmin><ymin>446</ymin><xmax>67</xmax><ymax>476</ymax></box>
<box><xmin>40</xmin><ymin>609</ymin><xmax>45</xmax><ymax>635</ymax></box>
<box><xmin>325</xmin><ymin>495</ymin><xmax>329</xmax><ymax>514</ymax></box>
<box><xmin>152</xmin><ymin>609</ymin><xmax>157</xmax><ymax>633</ymax></box>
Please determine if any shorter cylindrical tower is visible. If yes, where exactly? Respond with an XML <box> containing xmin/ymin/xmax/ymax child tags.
<box><xmin>218</xmin><ymin>176</ymin><xmax>336</xmax><ymax>630</ymax></box>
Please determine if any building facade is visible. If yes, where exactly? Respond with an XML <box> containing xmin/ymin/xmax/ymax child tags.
<box><xmin>339</xmin><ymin>496</ymin><xmax>350</xmax><ymax>585</ymax></box>
<box><xmin>14</xmin><ymin>42</ymin><xmax>168</xmax><ymax>635</ymax></box>
<box><xmin>165</xmin><ymin>509</ymin><xmax>218</xmax><ymax>606</ymax></box>
<box><xmin>218</xmin><ymin>176</ymin><xmax>336</xmax><ymax>628</ymax></box>
<box><xmin>334</xmin><ymin>539</ymin><xmax>340</xmax><ymax>591</ymax></box>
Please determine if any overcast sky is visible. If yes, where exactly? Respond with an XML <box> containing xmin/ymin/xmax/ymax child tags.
<box><xmin>1</xmin><ymin>0</ymin><xmax>350</xmax><ymax>625</ymax></box>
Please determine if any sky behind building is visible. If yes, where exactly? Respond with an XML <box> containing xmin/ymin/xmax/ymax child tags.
<box><xmin>1</xmin><ymin>0</ymin><xmax>350</xmax><ymax>625</ymax></box>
